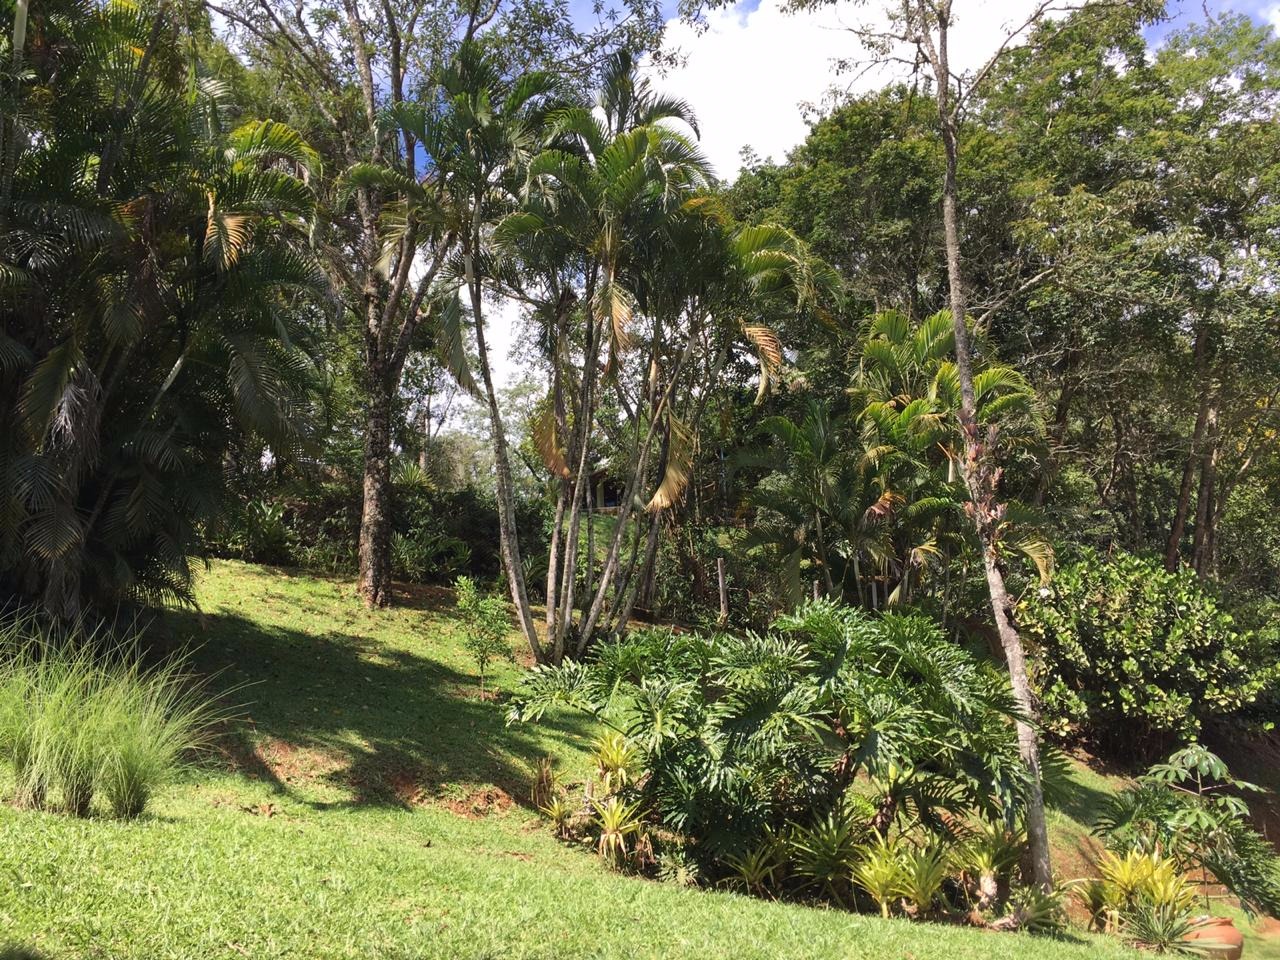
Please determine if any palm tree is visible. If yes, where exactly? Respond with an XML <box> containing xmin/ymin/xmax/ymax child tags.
<box><xmin>0</xmin><ymin>1</ymin><xmax>319</xmax><ymax>617</ymax></box>
<box><xmin>478</xmin><ymin>50</ymin><xmax>713</xmax><ymax>660</ymax></box>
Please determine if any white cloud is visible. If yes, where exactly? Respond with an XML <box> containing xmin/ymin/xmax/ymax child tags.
<box><xmin>651</xmin><ymin>0</ymin><xmax>1078</xmax><ymax>181</ymax></box>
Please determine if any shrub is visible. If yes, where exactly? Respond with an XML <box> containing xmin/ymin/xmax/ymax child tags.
<box><xmin>1018</xmin><ymin>548</ymin><xmax>1275</xmax><ymax>753</ymax></box>
<box><xmin>454</xmin><ymin>577</ymin><xmax>514</xmax><ymax>694</ymax></box>
<box><xmin>997</xmin><ymin>886</ymin><xmax>1068</xmax><ymax>935</ymax></box>
<box><xmin>0</xmin><ymin>614</ymin><xmax>218</xmax><ymax>818</ymax></box>
<box><xmin>592</xmin><ymin>796</ymin><xmax>646</xmax><ymax>867</ymax></box>
<box><xmin>511</xmin><ymin>601</ymin><xmax>1031</xmax><ymax>912</ymax></box>
<box><xmin>391</xmin><ymin>527</ymin><xmax>471</xmax><ymax>582</ymax></box>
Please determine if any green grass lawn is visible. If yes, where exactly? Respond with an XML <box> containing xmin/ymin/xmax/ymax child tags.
<box><xmin>0</xmin><ymin>560</ymin><xmax>1264</xmax><ymax>959</ymax></box>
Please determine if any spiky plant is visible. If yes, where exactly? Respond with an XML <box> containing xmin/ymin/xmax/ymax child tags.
<box><xmin>899</xmin><ymin>844</ymin><xmax>950</xmax><ymax>918</ymax></box>
<box><xmin>529</xmin><ymin>756</ymin><xmax>561</xmax><ymax>809</ymax></box>
<box><xmin>723</xmin><ymin>837</ymin><xmax>784</xmax><ymax>898</ymax></box>
<box><xmin>592</xmin><ymin>732</ymin><xmax>636</xmax><ymax>795</ymax></box>
<box><xmin>853</xmin><ymin>835</ymin><xmax>906</xmax><ymax>918</ymax></box>
<box><xmin>963</xmin><ymin>819</ymin><xmax>1024</xmax><ymax>911</ymax></box>
<box><xmin>995</xmin><ymin>885</ymin><xmax>1068</xmax><ymax>935</ymax></box>
<box><xmin>788</xmin><ymin>812</ymin><xmax>864</xmax><ymax>908</ymax></box>
<box><xmin>592</xmin><ymin>796</ymin><xmax>646</xmax><ymax>867</ymax></box>
<box><xmin>1123</xmin><ymin>905</ymin><xmax>1220</xmax><ymax>955</ymax></box>
<box><xmin>539</xmin><ymin>796</ymin><xmax>577</xmax><ymax>840</ymax></box>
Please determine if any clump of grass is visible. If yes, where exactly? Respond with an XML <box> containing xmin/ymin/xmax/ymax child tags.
<box><xmin>0</xmin><ymin>612</ymin><xmax>220</xmax><ymax>818</ymax></box>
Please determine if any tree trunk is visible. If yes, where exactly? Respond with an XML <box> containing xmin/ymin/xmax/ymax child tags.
<box><xmin>1191</xmin><ymin>403</ymin><xmax>1219</xmax><ymax>578</ymax></box>
<box><xmin>465</xmin><ymin>238</ymin><xmax>542</xmax><ymax>659</ymax></box>
<box><xmin>717</xmin><ymin>556</ymin><xmax>728</xmax><ymax>626</ymax></box>
<box><xmin>1165</xmin><ymin>337</ymin><xmax>1211</xmax><ymax>571</ymax></box>
<box><xmin>357</xmin><ymin>371</ymin><xmax>393</xmax><ymax>607</ymax></box>
<box><xmin>931</xmin><ymin>7</ymin><xmax>1053</xmax><ymax>890</ymax></box>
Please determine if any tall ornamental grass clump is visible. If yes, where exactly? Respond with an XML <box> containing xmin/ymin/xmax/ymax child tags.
<box><xmin>0</xmin><ymin>612</ymin><xmax>219</xmax><ymax>818</ymax></box>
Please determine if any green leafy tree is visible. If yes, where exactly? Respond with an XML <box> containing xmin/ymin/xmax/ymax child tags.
<box><xmin>454</xmin><ymin>575</ymin><xmax>515</xmax><ymax>694</ymax></box>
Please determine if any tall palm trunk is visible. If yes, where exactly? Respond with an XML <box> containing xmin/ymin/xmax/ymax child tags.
<box><xmin>464</xmin><ymin>228</ymin><xmax>542</xmax><ymax>659</ymax></box>
<box><xmin>930</xmin><ymin>5</ymin><xmax>1052</xmax><ymax>891</ymax></box>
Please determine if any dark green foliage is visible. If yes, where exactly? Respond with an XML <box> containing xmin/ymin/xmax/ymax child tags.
<box><xmin>1019</xmin><ymin>549</ymin><xmax>1276</xmax><ymax>753</ymax></box>
<box><xmin>0</xmin><ymin>0</ymin><xmax>319</xmax><ymax>616</ymax></box>
<box><xmin>510</xmin><ymin>601</ymin><xmax>1030</xmax><ymax>900</ymax></box>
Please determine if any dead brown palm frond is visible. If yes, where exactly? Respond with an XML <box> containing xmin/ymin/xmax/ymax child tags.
<box><xmin>204</xmin><ymin>192</ymin><xmax>251</xmax><ymax>270</ymax></box>
<box><xmin>647</xmin><ymin>414</ymin><xmax>694</xmax><ymax>512</ymax></box>
<box><xmin>862</xmin><ymin>489</ymin><xmax>903</xmax><ymax>524</ymax></box>
<box><xmin>593</xmin><ymin>274</ymin><xmax>636</xmax><ymax>355</ymax></box>
<box><xmin>532</xmin><ymin>407</ymin><xmax>571</xmax><ymax>479</ymax></box>
<box><xmin>743</xmin><ymin>323</ymin><xmax>784</xmax><ymax>404</ymax></box>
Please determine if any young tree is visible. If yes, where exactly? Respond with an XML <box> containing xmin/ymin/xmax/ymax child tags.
<box><xmin>864</xmin><ymin>0</ymin><xmax>1064</xmax><ymax>889</ymax></box>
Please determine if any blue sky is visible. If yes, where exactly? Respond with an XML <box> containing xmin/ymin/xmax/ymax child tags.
<box><xmin>1148</xmin><ymin>0</ymin><xmax>1277</xmax><ymax>41</ymax></box>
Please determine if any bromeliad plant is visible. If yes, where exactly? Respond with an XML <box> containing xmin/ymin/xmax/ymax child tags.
<box><xmin>1095</xmin><ymin>745</ymin><xmax>1280</xmax><ymax>918</ymax></box>
<box><xmin>510</xmin><ymin>600</ymin><xmax>1035</xmax><ymax>911</ymax></box>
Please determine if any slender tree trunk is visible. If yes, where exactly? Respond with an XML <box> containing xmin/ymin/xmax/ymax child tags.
<box><xmin>1191</xmin><ymin>403</ymin><xmax>1219</xmax><ymax>578</ymax></box>
<box><xmin>465</xmin><ymin>237</ymin><xmax>542</xmax><ymax>659</ymax></box>
<box><xmin>930</xmin><ymin>6</ymin><xmax>1053</xmax><ymax>890</ymax></box>
<box><xmin>357</xmin><ymin>368</ymin><xmax>394</xmax><ymax>606</ymax></box>
<box><xmin>577</xmin><ymin>332</ymin><xmax>694</xmax><ymax>652</ymax></box>
<box><xmin>1165</xmin><ymin>335</ymin><xmax>1211</xmax><ymax>571</ymax></box>
<box><xmin>612</xmin><ymin>512</ymin><xmax>660</xmax><ymax>631</ymax></box>
<box><xmin>717</xmin><ymin>556</ymin><xmax>728</xmax><ymax>626</ymax></box>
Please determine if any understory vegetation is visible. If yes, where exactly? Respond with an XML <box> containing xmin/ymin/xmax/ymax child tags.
<box><xmin>0</xmin><ymin>614</ymin><xmax>216</xmax><ymax>819</ymax></box>
<box><xmin>0</xmin><ymin>560</ymin><xmax>1258</xmax><ymax>960</ymax></box>
<box><xmin>3</xmin><ymin>0</ymin><xmax>1280</xmax><ymax>956</ymax></box>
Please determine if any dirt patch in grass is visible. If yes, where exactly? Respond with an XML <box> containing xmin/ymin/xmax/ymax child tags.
<box><xmin>391</xmin><ymin>581</ymin><xmax>457</xmax><ymax>613</ymax></box>
<box><xmin>211</xmin><ymin>731</ymin><xmax>346</xmax><ymax>789</ymax></box>
<box><xmin>254</xmin><ymin>736</ymin><xmax>346</xmax><ymax>784</ymax></box>
<box><xmin>441</xmin><ymin>786</ymin><xmax>515</xmax><ymax>820</ymax></box>
<box><xmin>385</xmin><ymin>766</ymin><xmax>432</xmax><ymax>806</ymax></box>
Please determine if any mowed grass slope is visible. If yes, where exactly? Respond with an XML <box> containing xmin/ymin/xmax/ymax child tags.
<box><xmin>0</xmin><ymin>560</ymin><xmax>1144</xmax><ymax>959</ymax></box>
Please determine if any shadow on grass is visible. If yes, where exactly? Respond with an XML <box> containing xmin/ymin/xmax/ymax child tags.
<box><xmin>161</xmin><ymin>600</ymin><xmax>591</xmax><ymax>813</ymax></box>
<box><xmin>1047</xmin><ymin>772</ymin><xmax>1114</xmax><ymax>830</ymax></box>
